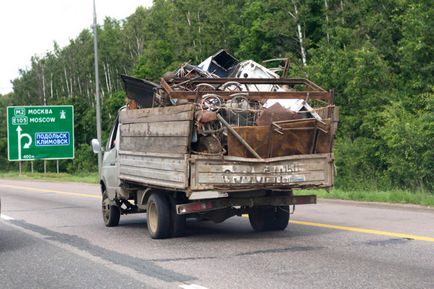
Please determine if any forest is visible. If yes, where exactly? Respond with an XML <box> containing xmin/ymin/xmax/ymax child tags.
<box><xmin>0</xmin><ymin>0</ymin><xmax>432</xmax><ymax>192</ymax></box>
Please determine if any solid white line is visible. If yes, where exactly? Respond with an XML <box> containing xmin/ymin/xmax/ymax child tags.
<box><xmin>179</xmin><ymin>284</ymin><xmax>209</xmax><ymax>289</ymax></box>
<box><xmin>0</xmin><ymin>214</ymin><xmax>15</xmax><ymax>221</ymax></box>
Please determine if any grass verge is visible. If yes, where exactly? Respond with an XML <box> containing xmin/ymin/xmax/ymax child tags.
<box><xmin>0</xmin><ymin>171</ymin><xmax>99</xmax><ymax>184</ymax></box>
<box><xmin>297</xmin><ymin>188</ymin><xmax>434</xmax><ymax>207</ymax></box>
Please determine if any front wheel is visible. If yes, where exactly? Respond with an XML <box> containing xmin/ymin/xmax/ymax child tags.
<box><xmin>102</xmin><ymin>190</ymin><xmax>120</xmax><ymax>227</ymax></box>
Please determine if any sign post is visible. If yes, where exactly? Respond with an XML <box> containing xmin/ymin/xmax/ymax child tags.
<box><xmin>7</xmin><ymin>106</ymin><xmax>74</xmax><ymax>162</ymax></box>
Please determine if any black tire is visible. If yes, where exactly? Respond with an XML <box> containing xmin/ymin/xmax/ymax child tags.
<box><xmin>249</xmin><ymin>206</ymin><xmax>289</xmax><ymax>232</ymax></box>
<box><xmin>147</xmin><ymin>193</ymin><xmax>171</xmax><ymax>239</ymax></box>
<box><xmin>248</xmin><ymin>206</ymin><xmax>274</xmax><ymax>231</ymax></box>
<box><xmin>168</xmin><ymin>196</ymin><xmax>186</xmax><ymax>237</ymax></box>
<box><xmin>271</xmin><ymin>206</ymin><xmax>290</xmax><ymax>231</ymax></box>
<box><xmin>102</xmin><ymin>190</ymin><xmax>120</xmax><ymax>227</ymax></box>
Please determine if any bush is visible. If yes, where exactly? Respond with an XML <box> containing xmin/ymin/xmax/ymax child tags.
<box><xmin>67</xmin><ymin>144</ymin><xmax>97</xmax><ymax>173</ymax></box>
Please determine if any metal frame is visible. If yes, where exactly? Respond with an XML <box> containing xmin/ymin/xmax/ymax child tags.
<box><xmin>161</xmin><ymin>78</ymin><xmax>333</xmax><ymax>104</ymax></box>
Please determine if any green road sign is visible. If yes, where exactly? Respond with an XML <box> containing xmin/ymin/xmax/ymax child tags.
<box><xmin>7</xmin><ymin>105</ymin><xmax>74</xmax><ymax>161</ymax></box>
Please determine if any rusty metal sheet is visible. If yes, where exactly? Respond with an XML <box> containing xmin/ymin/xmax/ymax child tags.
<box><xmin>228</xmin><ymin>119</ymin><xmax>328</xmax><ymax>158</ymax></box>
<box><xmin>227</xmin><ymin>126</ymin><xmax>270</xmax><ymax>158</ymax></box>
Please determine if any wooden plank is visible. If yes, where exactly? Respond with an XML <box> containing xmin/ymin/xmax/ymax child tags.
<box><xmin>119</xmin><ymin>175</ymin><xmax>187</xmax><ymax>189</ymax></box>
<box><xmin>120</xmin><ymin>166</ymin><xmax>186</xmax><ymax>183</ymax></box>
<box><xmin>195</xmin><ymin>158</ymin><xmax>326</xmax><ymax>173</ymax></box>
<box><xmin>190</xmin><ymin>153</ymin><xmax>332</xmax><ymax>190</ymax></box>
<box><xmin>120</xmin><ymin>111</ymin><xmax>194</xmax><ymax>124</ymax></box>
<box><xmin>119</xmin><ymin>150</ymin><xmax>186</xmax><ymax>159</ymax></box>
<box><xmin>196</xmin><ymin>171</ymin><xmax>326</xmax><ymax>185</ymax></box>
<box><xmin>120</xmin><ymin>136</ymin><xmax>188</xmax><ymax>154</ymax></box>
<box><xmin>160</xmin><ymin>77</ymin><xmax>173</xmax><ymax>93</ymax></box>
<box><xmin>120</xmin><ymin>121</ymin><xmax>191</xmax><ymax>137</ymax></box>
<box><xmin>120</xmin><ymin>104</ymin><xmax>194</xmax><ymax>124</ymax></box>
<box><xmin>119</xmin><ymin>158</ymin><xmax>186</xmax><ymax>172</ymax></box>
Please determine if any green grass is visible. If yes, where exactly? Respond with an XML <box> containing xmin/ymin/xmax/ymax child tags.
<box><xmin>297</xmin><ymin>188</ymin><xmax>434</xmax><ymax>207</ymax></box>
<box><xmin>0</xmin><ymin>171</ymin><xmax>99</xmax><ymax>184</ymax></box>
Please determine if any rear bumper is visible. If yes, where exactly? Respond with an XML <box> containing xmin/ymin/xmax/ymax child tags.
<box><xmin>176</xmin><ymin>194</ymin><xmax>316</xmax><ymax>215</ymax></box>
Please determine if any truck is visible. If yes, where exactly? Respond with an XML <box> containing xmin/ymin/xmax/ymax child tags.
<box><xmin>92</xmin><ymin>58</ymin><xmax>338</xmax><ymax>239</ymax></box>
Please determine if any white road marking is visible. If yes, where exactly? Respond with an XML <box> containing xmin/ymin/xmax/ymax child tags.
<box><xmin>179</xmin><ymin>284</ymin><xmax>209</xmax><ymax>289</ymax></box>
<box><xmin>0</xmin><ymin>214</ymin><xmax>15</xmax><ymax>220</ymax></box>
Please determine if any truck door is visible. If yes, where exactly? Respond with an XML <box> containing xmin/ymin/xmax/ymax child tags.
<box><xmin>102</xmin><ymin>116</ymin><xmax>120</xmax><ymax>196</ymax></box>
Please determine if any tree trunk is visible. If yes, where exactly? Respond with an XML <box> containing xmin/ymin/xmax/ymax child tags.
<box><xmin>64</xmin><ymin>67</ymin><xmax>70</xmax><ymax>98</ymax></box>
<box><xmin>340</xmin><ymin>0</ymin><xmax>345</xmax><ymax>25</ymax></box>
<box><xmin>107</xmin><ymin>62</ymin><xmax>113</xmax><ymax>93</ymax></box>
<box><xmin>324</xmin><ymin>0</ymin><xmax>330</xmax><ymax>44</ymax></box>
<box><xmin>42</xmin><ymin>66</ymin><xmax>46</xmax><ymax>105</ymax></box>
<box><xmin>103</xmin><ymin>62</ymin><xmax>110</xmax><ymax>93</ymax></box>
<box><xmin>50</xmin><ymin>73</ymin><xmax>53</xmax><ymax>99</ymax></box>
<box><xmin>291</xmin><ymin>0</ymin><xmax>307</xmax><ymax>67</ymax></box>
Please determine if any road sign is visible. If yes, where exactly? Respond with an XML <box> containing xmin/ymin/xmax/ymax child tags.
<box><xmin>7</xmin><ymin>105</ymin><xmax>74</xmax><ymax>161</ymax></box>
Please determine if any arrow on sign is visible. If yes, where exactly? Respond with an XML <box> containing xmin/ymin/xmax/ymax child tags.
<box><xmin>16</xmin><ymin>126</ymin><xmax>32</xmax><ymax>160</ymax></box>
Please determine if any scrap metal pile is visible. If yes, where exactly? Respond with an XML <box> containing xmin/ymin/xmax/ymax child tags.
<box><xmin>122</xmin><ymin>50</ymin><xmax>338</xmax><ymax>159</ymax></box>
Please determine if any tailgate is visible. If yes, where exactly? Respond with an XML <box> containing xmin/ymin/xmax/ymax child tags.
<box><xmin>190</xmin><ymin>153</ymin><xmax>334</xmax><ymax>191</ymax></box>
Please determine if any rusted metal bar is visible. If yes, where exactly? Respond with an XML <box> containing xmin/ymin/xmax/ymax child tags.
<box><xmin>160</xmin><ymin>78</ymin><xmax>173</xmax><ymax>93</ymax></box>
<box><xmin>310</xmin><ymin>127</ymin><xmax>319</xmax><ymax>154</ymax></box>
<box><xmin>176</xmin><ymin>194</ymin><xmax>317</xmax><ymax>215</ymax></box>
<box><xmin>170</xmin><ymin>78</ymin><xmax>327</xmax><ymax>91</ymax></box>
<box><xmin>303</xmin><ymin>78</ymin><xmax>326</xmax><ymax>91</ymax></box>
<box><xmin>169</xmin><ymin>90</ymin><xmax>331</xmax><ymax>101</ymax></box>
<box><xmin>216</xmin><ymin>114</ymin><xmax>262</xmax><ymax>160</ymax></box>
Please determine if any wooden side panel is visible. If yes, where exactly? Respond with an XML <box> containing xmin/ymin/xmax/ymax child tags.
<box><xmin>190</xmin><ymin>153</ymin><xmax>333</xmax><ymax>191</ymax></box>
<box><xmin>119</xmin><ymin>104</ymin><xmax>194</xmax><ymax>154</ymax></box>
<box><xmin>119</xmin><ymin>104</ymin><xmax>195</xmax><ymax>124</ymax></box>
<box><xmin>118</xmin><ymin>104</ymin><xmax>194</xmax><ymax>189</ymax></box>
<box><xmin>119</xmin><ymin>136</ymin><xmax>189</xmax><ymax>154</ymax></box>
<box><xmin>119</xmin><ymin>151</ymin><xmax>189</xmax><ymax>189</ymax></box>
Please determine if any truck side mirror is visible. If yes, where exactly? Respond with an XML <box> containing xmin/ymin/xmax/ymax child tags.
<box><xmin>91</xmin><ymin>139</ymin><xmax>101</xmax><ymax>153</ymax></box>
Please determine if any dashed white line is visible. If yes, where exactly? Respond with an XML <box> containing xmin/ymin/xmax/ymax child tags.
<box><xmin>179</xmin><ymin>284</ymin><xmax>209</xmax><ymax>289</ymax></box>
<box><xmin>0</xmin><ymin>214</ymin><xmax>15</xmax><ymax>221</ymax></box>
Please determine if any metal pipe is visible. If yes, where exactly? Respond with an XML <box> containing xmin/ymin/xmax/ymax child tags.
<box><xmin>93</xmin><ymin>0</ymin><xmax>102</xmax><ymax>176</ymax></box>
<box><xmin>216</xmin><ymin>114</ymin><xmax>262</xmax><ymax>159</ymax></box>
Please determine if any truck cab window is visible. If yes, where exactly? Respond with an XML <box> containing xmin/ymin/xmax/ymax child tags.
<box><xmin>107</xmin><ymin>118</ymin><xmax>119</xmax><ymax>151</ymax></box>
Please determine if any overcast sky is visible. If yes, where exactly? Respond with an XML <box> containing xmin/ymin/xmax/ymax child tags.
<box><xmin>0</xmin><ymin>0</ymin><xmax>153</xmax><ymax>95</ymax></box>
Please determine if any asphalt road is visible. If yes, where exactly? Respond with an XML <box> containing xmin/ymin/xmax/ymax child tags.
<box><xmin>1</xmin><ymin>179</ymin><xmax>433</xmax><ymax>289</ymax></box>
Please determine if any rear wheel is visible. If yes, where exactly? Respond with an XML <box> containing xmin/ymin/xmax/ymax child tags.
<box><xmin>147</xmin><ymin>193</ymin><xmax>171</xmax><ymax>239</ymax></box>
<box><xmin>249</xmin><ymin>206</ymin><xmax>274</xmax><ymax>231</ymax></box>
<box><xmin>102</xmin><ymin>190</ymin><xmax>120</xmax><ymax>227</ymax></box>
<box><xmin>249</xmin><ymin>206</ymin><xmax>289</xmax><ymax>231</ymax></box>
<box><xmin>169</xmin><ymin>196</ymin><xmax>186</xmax><ymax>237</ymax></box>
<box><xmin>271</xmin><ymin>206</ymin><xmax>290</xmax><ymax>231</ymax></box>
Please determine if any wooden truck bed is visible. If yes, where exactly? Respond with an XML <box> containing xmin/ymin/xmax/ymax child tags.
<box><xmin>118</xmin><ymin>103</ymin><xmax>335</xmax><ymax>194</ymax></box>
